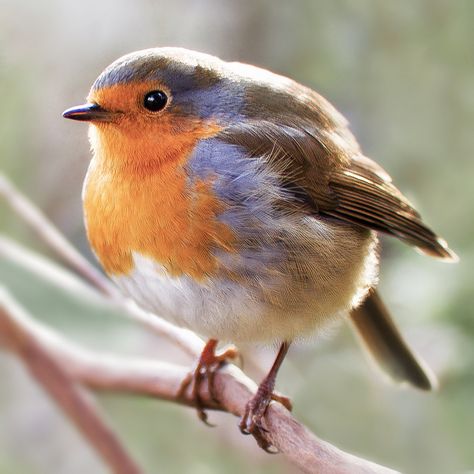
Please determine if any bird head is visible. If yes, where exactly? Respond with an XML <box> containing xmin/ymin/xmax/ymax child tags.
<box><xmin>62</xmin><ymin>48</ymin><xmax>252</xmax><ymax>165</ymax></box>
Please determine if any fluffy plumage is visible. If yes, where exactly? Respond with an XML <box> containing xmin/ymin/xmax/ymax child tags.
<box><xmin>67</xmin><ymin>47</ymin><xmax>457</xmax><ymax>391</ymax></box>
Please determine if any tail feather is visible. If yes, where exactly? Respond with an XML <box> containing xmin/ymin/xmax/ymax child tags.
<box><xmin>349</xmin><ymin>290</ymin><xmax>437</xmax><ymax>391</ymax></box>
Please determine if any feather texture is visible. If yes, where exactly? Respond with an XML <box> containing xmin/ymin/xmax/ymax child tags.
<box><xmin>219</xmin><ymin>119</ymin><xmax>457</xmax><ymax>261</ymax></box>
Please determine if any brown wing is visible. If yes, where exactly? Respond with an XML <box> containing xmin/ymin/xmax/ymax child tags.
<box><xmin>325</xmin><ymin>155</ymin><xmax>457</xmax><ymax>260</ymax></box>
<box><xmin>219</xmin><ymin>118</ymin><xmax>457</xmax><ymax>261</ymax></box>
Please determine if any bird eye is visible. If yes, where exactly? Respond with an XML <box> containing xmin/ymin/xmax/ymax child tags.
<box><xmin>143</xmin><ymin>90</ymin><xmax>168</xmax><ymax>112</ymax></box>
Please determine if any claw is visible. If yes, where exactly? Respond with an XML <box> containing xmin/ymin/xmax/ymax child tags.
<box><xmin>239</xmin><ymin>397</ymin><xmax>277</xmax><ymax>452</ymax></box>
<box><xmin>238</xmin><ymin>342</ymin><xmax>291</xmax><ymax>452</ymax></box>
<box><xmin>271</xmin><ymin>392</ymin><xmax>292</xmax><ymax>411</ymax></box>
<box><xmin>177</xmin><ymin>370</ymin><xmax>211</xmax><ymax>424</ymax></box>
<box><xmin>239</xmin><ymin>392</ymin><xmax>275</xmax><ymax>451</ymax></box>
<box><xmin>178</xmin><ymin>339</ymin><xmax>238</xmax><ymax>425</ymax></box>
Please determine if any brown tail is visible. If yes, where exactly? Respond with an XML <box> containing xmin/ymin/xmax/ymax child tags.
<box><xmin>349</xmin><ymin>290</ymin><xmax>437</xmax><ymax>391</ymax></box>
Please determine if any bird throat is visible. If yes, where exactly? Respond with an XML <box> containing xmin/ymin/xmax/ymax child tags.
<box><xmin>83</xmin><ymin>124</ymin><xmax>235</xmax><ymax>280</ymax></box>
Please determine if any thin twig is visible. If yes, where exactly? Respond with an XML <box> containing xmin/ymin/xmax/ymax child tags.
<box><xmin>0</xmin><ymin>174</ymin><xmax>115</xmax><ymax>297</ymax></box>
<box><xmin>0</xmin><ymin>286</ymin><xmax>399</xmax><ymax>474</ymax></box>
<box><xmin>0</xmin><ymin>234</ymin><xmax>204</xmax><ymax>359</ymax></box>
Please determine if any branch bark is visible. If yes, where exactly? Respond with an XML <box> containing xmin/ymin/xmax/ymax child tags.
<box><xmin>0</xmin><ymin>287</ymin><xmax>398</xmax><ymax>474</ymax></box>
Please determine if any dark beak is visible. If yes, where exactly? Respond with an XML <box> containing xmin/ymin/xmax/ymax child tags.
<box><xmin>62</xmin><ymin>103</ymin><xmax>117</xmax><ymax>122</ymax></box>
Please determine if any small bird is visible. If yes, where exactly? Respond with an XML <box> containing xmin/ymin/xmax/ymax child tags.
<box><xmin>63</xmin><ymin>47</ymin><xmax>457</xmax><ymax>450</ymax></box>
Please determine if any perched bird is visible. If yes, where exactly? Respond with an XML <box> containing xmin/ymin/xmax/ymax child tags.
<box><xmin>63</xmin><ymin>47</ymin><xmax>457</xmax><ymax>450</ymax></box>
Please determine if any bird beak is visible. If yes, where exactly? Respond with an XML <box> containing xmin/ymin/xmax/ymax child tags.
<box><xmin>62</xmin><ymin>103</ymin><xmax>117</xmax><ymax>122</ymax></box>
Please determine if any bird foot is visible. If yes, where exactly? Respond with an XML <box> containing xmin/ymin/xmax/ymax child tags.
<box><xmin>178</xmin><ymin>340</ymin><xmax>238</xmax><ymax>426</ymax></box>
<box><xmin>239</xmin><ymin>384</ymin><xmax>292</xmax><ymax>452</ymax></box>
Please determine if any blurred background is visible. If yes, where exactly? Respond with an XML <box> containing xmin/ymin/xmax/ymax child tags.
<box><xmin>1</xmin><ymin>1</ymin><xmax>473</xmax><ymax>473</ymax></box>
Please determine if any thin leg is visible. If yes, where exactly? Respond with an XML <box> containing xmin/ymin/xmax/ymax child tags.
<box><xmin>239</xmin><ymin>342</ymin><xmax>292</xmax><ymax>451</ymax></box>
<box><xmin>178</xmin><ymin>339</ymin><xmax>238</xmax><ymax>425</ymax></box>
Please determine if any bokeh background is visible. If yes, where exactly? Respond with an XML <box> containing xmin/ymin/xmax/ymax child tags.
<box><xmin>1</xmin><ymin>1</ymin><xmax>473</xmax><ymax>473</ymax></box>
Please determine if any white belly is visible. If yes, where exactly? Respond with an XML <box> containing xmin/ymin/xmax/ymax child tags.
<box><xmin>112</xmin><ymin>251</ymin><xmax>263</xmax><ymax>341</ymax></box>
<box><xmin>111</xmin><ymin>218</ymin><xmax>379</xmax><ymax>344</ymax></box>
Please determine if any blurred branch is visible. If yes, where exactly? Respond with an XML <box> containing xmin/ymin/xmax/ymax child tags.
<box><xmin>0</xmin><ymin>233</ymin><xmax>203</xmax><ymax>359</ymax></box>
<box><xmin>0</xmin><ymin>287</ymin><xmax>398</xmax><ymax>474</ymax></box>
<box><xmin>0</xmin><ymin>287</ymin><xmax>142</xmax><ymax>474</ymax></box>
<box><xmin>0</xmin><ymin>175</ymin><xmax>400</xmax><ymax>473</ymax></box>
<box><xmin>0</xmin><ymin>174</ymin><xmax>115</xmax><ymax>296</ymax></box>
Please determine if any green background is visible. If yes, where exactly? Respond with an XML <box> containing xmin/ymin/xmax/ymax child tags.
<box><xmin>1</xmin><ymin>1</ymin><xmax>473</xmax><ymax>473</ymax></box>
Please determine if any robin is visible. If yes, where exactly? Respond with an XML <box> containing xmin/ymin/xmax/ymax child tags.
<box><xmin>63</xmin><ymin>47</ymin><xmax>457</xmax><ymax>450</ymax></box>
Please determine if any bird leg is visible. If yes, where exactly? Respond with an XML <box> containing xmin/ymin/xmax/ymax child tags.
<box><xmin>178</xmin><ymin>338</ymin><xmax>238</xmax><ymax>425</ymax></box>
<box><xmin>239</xmin><ymin>342</ymin><xmax>292</xmax><ymax>452</ymax></box>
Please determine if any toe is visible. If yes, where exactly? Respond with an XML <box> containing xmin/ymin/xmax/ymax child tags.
<box><xmin>254</xmin><ymin>432</ymin><xmax>278</xmax><ymax>453</ymax></box>
<box><xmin>216</xmin><ymin>345</ymin><xmax>239</xmax><ymax>362</ymax></box>
<box><xmin>271</xmin><ymin>392</ymin><xmax>292</xmax><ymax>411</ymax></box>
<box><xmin>197</xmin><ymin>407</ymin><xmax>215</xmax><ymax>427</ymax></box>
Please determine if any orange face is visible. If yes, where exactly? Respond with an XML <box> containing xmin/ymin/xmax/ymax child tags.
<box><xmin>87</xmin><ymin>82</ymin><xmax>221</xmax><ymax>170</ymax></box>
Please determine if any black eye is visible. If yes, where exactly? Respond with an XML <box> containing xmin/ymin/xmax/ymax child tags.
<box><xmin>143</xmin><ymin>90</ymin><xmax>168</xmax><ymax>112</ymax></box>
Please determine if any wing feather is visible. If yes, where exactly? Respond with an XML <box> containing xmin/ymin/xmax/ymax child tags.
<box><xmin>219</xmin><ymin>115</ymin><xmax>456</xmax><ymax>261</ymax></box>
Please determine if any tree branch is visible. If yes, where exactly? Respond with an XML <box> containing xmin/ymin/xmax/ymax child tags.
<box><xmin>0</xmin><ymin>234</ymin><xmax>204</xmax><ymax>359</ymax></box>
<box><xmin>0</xmin><ymin>288</ymin><xmax>142</xmax><ymax>474</ymax></box>
<box><xmin>0</xmin><ymin>174</ymin><xmax>115</xmax><ymax>297</ymax></box>
<box><xmin>0</xmin><ymin>287</ymin><xmax>399</xmax><ymax>474</ymax></box>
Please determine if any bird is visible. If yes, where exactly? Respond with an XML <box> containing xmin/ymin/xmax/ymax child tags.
<box><xmin>63</xmin><ymin>47</ymin><xmax>457</xmax><ymax>450</ymax></box>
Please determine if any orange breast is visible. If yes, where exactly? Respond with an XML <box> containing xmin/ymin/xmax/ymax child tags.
<box><xmin>83</xmin><ymin>122</ymin><xmax>235</xmax><ymax>280</ymax></box>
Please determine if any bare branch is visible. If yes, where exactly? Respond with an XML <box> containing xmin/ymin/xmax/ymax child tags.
<box><xmin>0</xmin><ymin>286</ymin><xmax>399</xmax><ymax>474</ymax></box>
<box><xmin>0</xmin><ymin>235</ymin><xmax>204</xmax><ymax>359</ymax></box>
<box><xmin>0</xmin><ymin>287</ymin><xmax>142</xmax><ymax>474</ymax></box>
